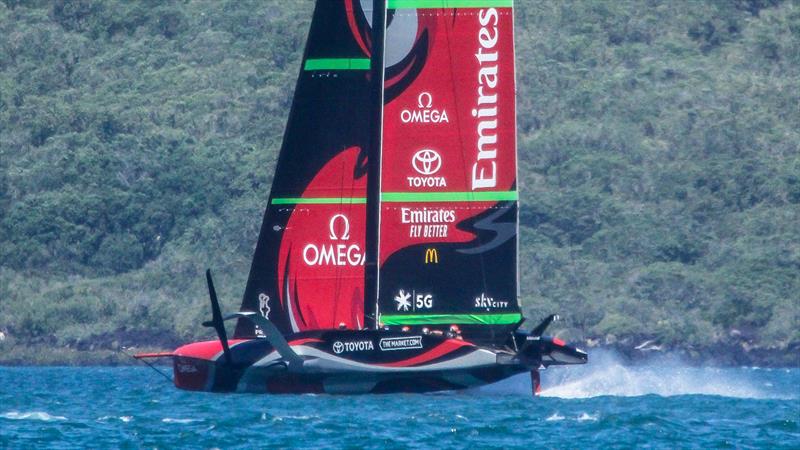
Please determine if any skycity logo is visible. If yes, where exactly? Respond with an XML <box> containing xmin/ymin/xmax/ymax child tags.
<box><xmin>400</xmin><ymin>92</ymin><xmax>449</xmax><ymax>124</ymax></box>
<box><xmin>474</xmin><ymin>293</ymin><xmax>508</xmax><ymax>309</ymax></box>
<box><xmin>409</xmin><ymin>149</ymin><xmax>446</xmax><ymax>188</ymax></box>
<box><xmin>303</xmin><ymin>214</ymin><xmax>365</xmax><ymax>266</ymax></box>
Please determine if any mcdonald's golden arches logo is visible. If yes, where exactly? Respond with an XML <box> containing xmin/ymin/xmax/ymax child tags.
<box><xmin>424</xmin><ymin>248</ymin><xmax>439</xmax><ymax>264</ymax></box>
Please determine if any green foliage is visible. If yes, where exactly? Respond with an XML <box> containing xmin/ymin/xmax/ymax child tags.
<box><xmin>517</xmin><ymin>0</ymin><xmax>799</xmax><ymax>353</ymax></box>
<box><xmin>0</xmin><ymin>0</ymin><xmax>797</xmax><ymax>361</ymax></box>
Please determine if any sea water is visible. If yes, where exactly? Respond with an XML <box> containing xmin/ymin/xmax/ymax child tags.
<box><xmin>1</xmin><ymin>351</ymin><xmax>797</xmax><ymax>449</ymax></box>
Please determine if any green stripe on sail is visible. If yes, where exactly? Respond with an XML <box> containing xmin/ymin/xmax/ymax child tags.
<box><xmin>272</xmin><ymin>192</ymin><xmax>516</xmax><ymax>204</ymax></box>
<box><xmin>381</xmin><ymin>191</ymin><xmax>518</xmax><ymax>203</ymax></box>
<box><xmin>388</xmin><ymin>0</ymin><xmax>513</xmax><ymax>9</ymax></box>
<box><xmin>304</xmin><ymin>58</ymin><xmax>371</xmax><ymax>71</ymax></box>
<box><xmin>271</xmin><ymin>197</ymin><xmax>367</xmax><ymax>205</ymax></box>
<box><xmin>380</xmin><ymin>313</ymin><xmax>522</xmax><ymax>325</ymax></box>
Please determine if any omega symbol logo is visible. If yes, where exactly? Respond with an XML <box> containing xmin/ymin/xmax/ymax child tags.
<box><xmin>417</xmin><ymin>92</ymin><xmax>433</xmax><ymax>108</ymax></box>
<box><xmin>328</xmin><ymin>214</ymin><xmax>351</xmax><ymax>240</ymax></box>
<box><xmin>412</xmin><ymin>149</ymin><xmax>442</xmax><ymax>176</ymax></box>
<box><xmin>332</xmin><ymin>341</ymin><xmax>344</xmax><ymax>354</ymax></box>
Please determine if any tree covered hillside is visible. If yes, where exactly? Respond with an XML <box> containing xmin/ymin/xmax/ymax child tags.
<box><xmin>0</xmin><ymin>0</ymin><xmax>797</xmax><ymax>364</ymax></box>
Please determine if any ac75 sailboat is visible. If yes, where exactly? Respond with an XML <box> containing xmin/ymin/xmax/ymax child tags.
<box><xmin>136</xmin><ymin>0</ymin><xmax>587</xmax><ymax>395</ymax></box>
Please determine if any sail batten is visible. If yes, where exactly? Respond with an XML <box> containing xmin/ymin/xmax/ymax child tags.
<box><xmin>304</xmin><ymin>58</ymin><xmax>371</xmax><ymax>71</ymax></box>
<box><xmin>381</xmin><ymin>191</ymin><xmax>518</xmax><ymax>202</ymax></box>
<box><xmin>271</xmin><ymin>197</ymin><xmax>368</xmax><ymax>205</ymax></box>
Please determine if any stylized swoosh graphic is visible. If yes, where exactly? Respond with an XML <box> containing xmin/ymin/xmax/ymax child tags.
<box><xmin>282</xmin><ymin>251</ymin><xmax>301</xmax><ymax>333</ymax></box>
<box><xmin>458</xmin><ymin>204</ymin><xmax>516</xmax><ymax>254</ymax></box>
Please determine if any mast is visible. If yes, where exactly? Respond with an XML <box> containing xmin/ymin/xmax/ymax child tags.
<box><xmin>364</xmin><ymin>0</ymin><xmax>387</xmax><ymax>329</ymax></box>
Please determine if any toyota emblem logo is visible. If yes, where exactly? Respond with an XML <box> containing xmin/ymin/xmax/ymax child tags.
<box><xmin>332</xmin><ymin>341</ymin><xmax>344</xmax><ymax>354</ymax></box>
<box><xmin>412</xmin><ymin>149</ymin><xmax>442</xmax><ymax>175</ymax></box>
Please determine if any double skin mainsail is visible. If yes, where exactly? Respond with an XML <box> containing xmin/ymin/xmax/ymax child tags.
<box><xmin>236</xmin><ymin>0</ymin><xmax>521</xmax><ymax>348</ymax></box>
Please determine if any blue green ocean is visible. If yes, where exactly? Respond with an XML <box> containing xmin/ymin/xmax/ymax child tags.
<box><xmin>1</xmin><ymin>351</ymin><xmax>797</xmax><ymax>449</ymax></box>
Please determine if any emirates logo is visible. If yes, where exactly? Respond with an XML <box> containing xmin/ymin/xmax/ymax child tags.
<box><xmin>412</xmin><ymin>149</ymin><xmax>442</xmax><ymax>176</ymax></box>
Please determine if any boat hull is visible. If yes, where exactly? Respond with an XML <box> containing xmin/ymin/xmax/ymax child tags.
<box><xmin>170</xmin><ymin>330</ymin><xmax>528</xmax><ymax>394</ymax></box>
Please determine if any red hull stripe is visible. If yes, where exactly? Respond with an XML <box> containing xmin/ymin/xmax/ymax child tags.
<box><xmin>174</xmin><ymin>340</ymin><xmax>249</xmax><ymax>361</ymax></box>
<box><xmin>378</xmin><ymin>339</ymin><xmax>473</xmax><ymax>367</ymax></box>
<box><xmin>288</xmin><ymin>338</ymin><xmax>324</xmax><ymax>346</ymax></box>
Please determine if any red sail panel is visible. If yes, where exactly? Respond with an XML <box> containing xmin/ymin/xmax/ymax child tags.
<box><xmin>378</xmin><ymin>4</ymin><xmax>520</xmax><ymax>338</ymax></box>
<box><xmin>381</xmin><ymin>5</ymin><xmax>516</xmax><ymax>259</ymax></box>
<box><xmin>277</xmin><ymin>148</ymin><xmax>367</xmax><ymax>332</ymax></box>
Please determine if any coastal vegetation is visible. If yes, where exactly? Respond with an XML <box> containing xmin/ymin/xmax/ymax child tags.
<box><xmin>0</xmin><ymin>0</ymin><xmax>797</xmax><ymax>365</ymax></box>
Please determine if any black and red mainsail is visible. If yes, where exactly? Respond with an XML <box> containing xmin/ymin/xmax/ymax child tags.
<box><xmin>236</xmin><ymin>0</ymin><xmax>521</xmax><ymax>348</ymax></box>
<box><xmin>234</xmin><ymin>0</ymin><xmax>377</xmax><ymax>337</ymax></box>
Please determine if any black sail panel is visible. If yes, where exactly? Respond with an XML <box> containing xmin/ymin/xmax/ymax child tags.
<box><xmin>234</xmin><ymin>0</ymin><xmax>376</xmax><ymax>338</ymax></box>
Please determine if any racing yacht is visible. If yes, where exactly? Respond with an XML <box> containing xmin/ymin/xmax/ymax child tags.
<box><xmin>136</xmin><ymin>0</ymin><xmax>587</xmax><ymax>395</ymax></box>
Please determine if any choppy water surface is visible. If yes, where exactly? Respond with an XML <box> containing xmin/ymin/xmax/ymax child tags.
<box><xmin>1</xmin><ymin>351</ymin><xmax>797</xmax><ymax>449</ymax></box>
